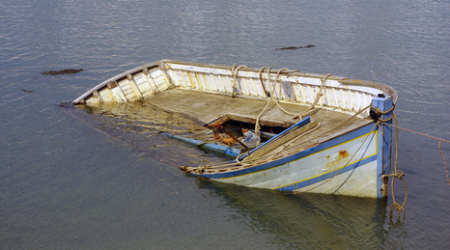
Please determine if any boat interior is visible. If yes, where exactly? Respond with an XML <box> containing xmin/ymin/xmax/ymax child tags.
<box><xmin>79</xmin><ymin>88</ymin><xmax>374</xmax><ymax>174</ymax></box>
<box><xmin>73</xmin><ymin>60</ymin><xmax>390</xmax><ymax>173</ymax></box>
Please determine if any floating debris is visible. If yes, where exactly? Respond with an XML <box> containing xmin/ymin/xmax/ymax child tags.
<box><xmin>21</xmin><ymin>89</ymin><xmax>34</xmax><ymax>93</ymax></box>
<box><xmin>275</xmin><ymin>45</ymin><xmax>315</xmax><ymax>50</ymax></box>
<box><xmin>41</xmin><ymin>68</ymin><xmax>83</xmax><ymax>75</ymax></box>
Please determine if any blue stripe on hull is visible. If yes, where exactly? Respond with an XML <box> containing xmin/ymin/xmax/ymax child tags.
<box><xmin>275</xmin><ymin>155</ymin><xmax>377</xmax><ymax>191</ymax></box>
<box><xmin>199</xmin><ymin>123</ymin><xmax>378</xmax><ymax>179</ymax></box>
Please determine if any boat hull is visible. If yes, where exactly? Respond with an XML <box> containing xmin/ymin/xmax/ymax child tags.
<box><xmin>73</xmin><ymin>60</ymin><xmax>396</xmax><ymax>199</ymax></box>
<box><xmin>197</xmin><ymin>123</ymin><xmax>382</xmax><ymax>198</ymax></box>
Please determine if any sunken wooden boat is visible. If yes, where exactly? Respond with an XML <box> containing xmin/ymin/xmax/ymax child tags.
<box><xmin>73</xmin><ymin>59</ymin><xmax>397</xmax><ymax>199</ymax></box>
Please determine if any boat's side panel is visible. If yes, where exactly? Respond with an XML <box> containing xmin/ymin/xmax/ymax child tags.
<box><xmin>75</xmin><ymin>65</ymin><xmax>169</xmax><ymax>104</ymax></box>
<box><xmin>207</xmin><ymin>124</ymin><xmax>380</xmax><ymax>198</ymax></box>
<box><xmin>291</xmin><ymin>160</ymin><xmax>377</xmax><ymax>197</ymax></box>
<box><xmin>164</xmin><ymin>62</ymin><xmax>381</xmax><ymax>116</ymax></box>
<box><xmin>75</xmin><ymin>61</ymin><xmax>394</xmax><ymax>117</ymax></box>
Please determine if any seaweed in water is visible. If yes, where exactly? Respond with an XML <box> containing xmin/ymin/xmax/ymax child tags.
<box><xmin>275</xmin><ymin>44</ymin><xmax>315</xmax><ymax>50</ymax></box>
<box><xmin>41</xmin><ymin>69</ymin><xmax>83</xmax><ymax>75</ymax></box>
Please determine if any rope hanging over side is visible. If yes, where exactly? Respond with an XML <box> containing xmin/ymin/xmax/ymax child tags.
<box><xmin>380</xmin><ymin>113</ymin><xmax>407</xmax><ymax>221</ymax></box>
<box><xmin>370</xmin><ymin>103</ymin><xmax>408</xmax><ymax>221</ymax></box>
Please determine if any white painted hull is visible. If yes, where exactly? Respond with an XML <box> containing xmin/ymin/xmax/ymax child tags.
<box><xmin>202</xmin><ymin>124</ymin><xmax>381</xmax><ymax>198</ymax></box>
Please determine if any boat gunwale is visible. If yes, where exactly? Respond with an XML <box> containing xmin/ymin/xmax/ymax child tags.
<box><xmin>72</xmin><ymin>59</ymin><xmax>397</xmax><ymax>106</ymax></box>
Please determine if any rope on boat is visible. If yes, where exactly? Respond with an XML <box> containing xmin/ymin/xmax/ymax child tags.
<box><xmin>178</xmin><ymin>65</ymin><xmax>447</xmax><ymax>215</ymax></box>
<box><xmin>234</xmin><ymin>105</ymin><xmax>372</xmax><ymax>166</ymax></box>
<box><xmin>258</xmin><ymin>66</ymin><xmax>270</xmax><ymax>97</ymax></box>
<box><xmin>375</xmin><ymin>103</ymin><xmax>450</xmax><ymax>189</ymax></box>
<box><xmin>231</xmin><ymin>64</ymin><xmax>247</xmax><ymax>98</ymax></box>
<box><xmin>253</xmin><ymin>70</ymin><xmax>333</xmax><ymax>136</ymax></box>
<box><xmin>186</xmin><ymin>105</ymin><xmax>372</xmax><ymax>172</ymax></box>
<box><xmin>294</xmin><ymin>73</ymin><xmax>333</xmax><ymax>120</ymax></box>
<box><xmin>254</xmin><ymin>67</ymin><xmax>289</xmax><ymax>136</ymax></box>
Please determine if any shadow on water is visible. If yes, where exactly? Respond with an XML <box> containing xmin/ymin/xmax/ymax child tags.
<box><xmin>197</xmin><ymin>180</ymin><xmax>389</xmax><ymax>249</ymax></box>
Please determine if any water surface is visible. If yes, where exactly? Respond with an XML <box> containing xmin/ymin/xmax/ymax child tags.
<box><xmin>1</xmin><ymin>0</ymin><xmax>449</xmax><ymax>249</ymax></box>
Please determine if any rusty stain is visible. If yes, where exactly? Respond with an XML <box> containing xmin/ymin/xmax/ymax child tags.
<box><xmin>339</xmin><ymin>150</ymin><xmax>349</xmax><ymax>159</ymax></box>
<box><xmin>324</xmin><ymin>150</ymin><xmax>351</xmax><ymax>171</ymax></box>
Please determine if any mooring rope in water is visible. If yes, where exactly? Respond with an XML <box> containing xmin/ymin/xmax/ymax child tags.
<box><xmin>381</xmin><ymin>116</ymin><xmax>450</xmax><ymax>189</ymax></box>
<box><xmin>439</xmin><ymin>141</ymin><xmax>450</xmax><ymax>188</ymax></box>
<box><xmin>377</xmin><ymin>113</ymin><xmax>407</xmax><ymax>221</ymax></box>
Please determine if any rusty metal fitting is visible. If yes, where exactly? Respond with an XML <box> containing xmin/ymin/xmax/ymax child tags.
<box><xmin>370</xmin><ymin>107</ymin><xmax>382</xmax><ymax>121</ymax></box>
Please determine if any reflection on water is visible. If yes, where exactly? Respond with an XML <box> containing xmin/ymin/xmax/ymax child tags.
<box><xmin>200</xmin><ymin>181</ymin><xmax>388</xmax><ymax>249</ymax></box>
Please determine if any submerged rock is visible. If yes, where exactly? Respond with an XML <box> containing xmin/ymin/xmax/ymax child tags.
<box><xmin>276</xmin><ymin>44</ymin><xmax>315</xmax><ymax>50</ymax></box>
<box><xmin>41</xmin><ymin>68</ymin><xmax>83</xmax><ymax>75</ymax></box>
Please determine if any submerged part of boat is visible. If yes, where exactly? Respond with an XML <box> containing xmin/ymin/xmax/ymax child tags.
<box><xmin>73</xmin><ymin>60</ymin><xmax>397</xmax><ymax>199</ymax></box>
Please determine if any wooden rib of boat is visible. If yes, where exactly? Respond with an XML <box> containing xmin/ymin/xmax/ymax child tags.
<box><xmin>73</xmin><ymin>59</ymin><xmax>397</xmax><ymax>199</ymax></box>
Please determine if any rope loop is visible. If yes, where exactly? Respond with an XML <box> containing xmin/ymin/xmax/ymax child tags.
<box><xmin>370</xmin><ymin>104</ymin><xmax>395</xmax><ymax>122</ymax></box>
<box><xmin>389</xmin><ymin>170</ymin><xmax>408</xmax><ymax>221</ymax></box>
<box><xmin>231</xmin><ymin>64</ymin><xmax>247</xmax><ymax>98</ymax></box>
